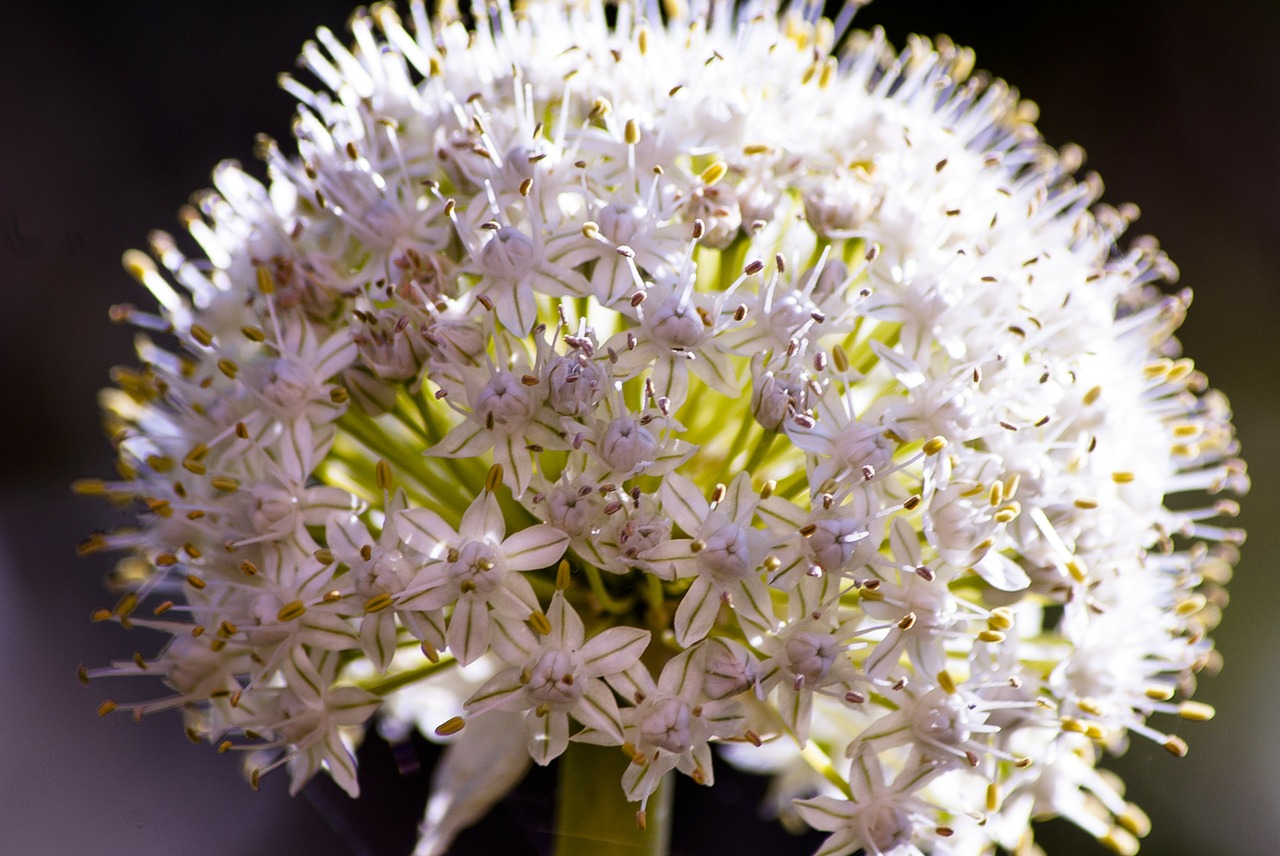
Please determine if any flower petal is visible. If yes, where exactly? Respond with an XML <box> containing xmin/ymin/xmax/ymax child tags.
<box><xmin>660</xmin><ymin>473</ymin><xmax>710</xmax><ymax>537</ymax></box>
<box><xmin>447</xmin><ymin>596</ymin><xmax>491</xmax><ymax>666</ymax></box>
<box><xmin>570</xmin><ymin>678</ymin><xmax>625</xmax><ymax>744</ymax></box>
<box><xmin>398</xmin><ymin>508</ymin><xmax>457</xmax><ymax>557</ymax></box>
<box><xmin>502</xmin><ymin>524</ymin><xmax>569</xmax><ymax>571</ymax></box>
<box><xmin>579</xmin><ymin>626</ymin><xmax>650</xmax><ymax>679</ymax></box>
<box><xmin>415</xmin><ymin>712</ymin><xmax>530</xmax><ymax>856</ymax></box>
<box><xmin>526</xmin><ymin>709</ymin><xmax>570</xmax><ymax>765</ymax></box>
<box><xmin>547</xmin><ymin>590</ymin><xmax>585</xmax><ymax>650</ymax></box>
<box><xmin>672</xmin><ymin>575</ymin><xmax>721</xmax><ymax>647</ymax></box>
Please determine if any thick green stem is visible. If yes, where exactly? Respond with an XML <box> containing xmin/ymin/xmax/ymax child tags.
<box><xmin>553</xmin><ymin>743</ymin><xmax>673</xmax><ymax>856</ymax></box>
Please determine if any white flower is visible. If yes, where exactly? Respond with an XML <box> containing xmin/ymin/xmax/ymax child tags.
<box><xmin>462</xmin><ymin>591</ymin><xmax>650</xmax><ymax>764</ymax></box>
<box><xmin>398</xmin><ymin>486</ymin><xmax>569</xmax><ymax>665</ymax></box>
<box><xmin>82</xmin><ymin>1</ymin><xmax>1245</xmax><ymax>854</ymax></box>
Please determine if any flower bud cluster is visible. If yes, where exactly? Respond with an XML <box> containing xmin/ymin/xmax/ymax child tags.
<box><xmin>81</xmin><ymin>2</ymin><xmax>1245</xmax><ymax>854</ymax></box>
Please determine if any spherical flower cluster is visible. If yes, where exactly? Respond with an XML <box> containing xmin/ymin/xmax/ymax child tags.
<box><xmin>79</xmin><ymin>2</ymin><xmax>1246</xmax><ymax>854</ymax></box>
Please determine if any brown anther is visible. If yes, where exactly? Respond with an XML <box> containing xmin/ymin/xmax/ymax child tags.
<box><xmin>435</xmin><ymin>716</ymin><xmax>465</xmax><ymax>736</ymax></box>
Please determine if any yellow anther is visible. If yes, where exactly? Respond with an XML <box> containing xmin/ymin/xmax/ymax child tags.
<box><xmin>421</xmin><ymin>640</ymin><xmax>440</xmax><ymax>664</ymax></box>
<box><xmin>529</xmin><ymin>610</ymin><xmax>552</xmax><ymax>635</ymax></box>
<box><xmin>817</xmin><ymin>57</ymin><xmax>836</xmax><ymax>89</ymax></box>
<box><xmin>1118</xmin><ymin>803</ymin><xmax>1152</xmax><ymax>838</ymax></box>
<box><xmin>276</xmin><ymin>601</ymin><xmax>306</xmax><ymax>622</ymax></box>
<box><xmin>637</xmin><ymin>27</ymin><xmax>649</xmax><ymax>54</ymax></box>
<box><xmin>1112</xmin><ymin>471</ymin><xmax>1135</xmax><ymax>484</ymax></box>
<box><xmin>1099</xmin><ymin>828</ymin><xmax>1140</xmax><ymax>856</ymax></box>
<box><xmin>485</xmin><ymin>463</ymin><xmax>504</xmax><ymax>493</ymax></box>
<box><xmin>72</xmin><ymin>478</ymin><xmax>108</xmax><ymax>496</ymax></box>
<box><xmin>763</xmin><ymin>555</ymin><xmax>781</xmax><ymax>572</ymax></box>
<box><xmin>936</xmin><ymin>670</ymin><xmax>957</xmax><ymax>695</ymax></box>
<box><xmin>742</xmin><ymin>143</ymin><xmax>771</xmax><ymax>155</ymax></box>
<box><xmin>375</xmin><ymin>459</ymin><xmax>393</xmax><ymax>491</ymax></box>
<box><xmin>588</xmin><ymin>97</ymin><xmax>612</xmax><ymax>120</ymax></box>
<box><xmin>1074</xmin><ymin>498</ymin><xmax>1099</xmax><ymax>509</ymax></box>
<box><xmin>364</xmin><ymin>593</ymin><xmax>393</xmax><ymax>613</ymax></box>
<box><xmin>241</xmin><ymin>325</ymin><xmax>265</xmax><ymax>342</ymax></box>
<box><xmin>986</xmin><ymin>782</ymin><xmax>1000</xmax><ymax>812</ymax></box>
<box><xmin>556</xmin><ymin>560</ymin><xmax>571</xmax><ymax>590</ymax></box>
<box><xmin>1077</xmin><ymin>698</ymin><xmax>1104</xmax><ymax>716</ymax></box>
<box><xmin>922</xmin><ymin>436</ymin><xmax>948</xmax><ymax>456</ymax></box>
<box><xmin>1083</xmin><ymin>385</ymin><xmax>1102</xmax><ymax>406</ymax></box>
<box><xmin>690</xmin><ymin>539</ymin><xmax>706</xmax><ymax>553</ymax></box>
<box><xmin>624</xmin><ymin>118</ymin><xmax>641</xmax><ymax>145</ymax></box>
<box><xmin>97</xmin><ymin>700</ymin><xmax>118</xmax><ymax>717</ymax></box>
<box><xmin>581</xmin><ymin>221</ymin><xmax>600</xmax><ymax>239</ymax></box>
<box><xmin>988</xmin><ymin>482</ymin><xmax>1003</xmax><ymax>507</ymax></box>
<box><xmin>255</xmin><ymin>265</ymin><xmax>275</xmax><ymax>295</ymax></box>
<box><xmin>1061</xmin><ymin>717</ymin><xmax>1087</xmax><ymax>734</ymax></box>
<box><xmin>211</xmin><ymin>476</ymin><xmax>240</xmax><ymax>492</ymax></box>
<box><xmin>1163</xmin><ymin>735</ymin><xmax>1189</xmax><ymax>757</ymax></box>
<box><xmin>759</xmin><ymin>480</ymin><xmax>776</xmax><ymax>499</ymax></box>
<box><xmin>1175</xmin><ymin>593</ymin><xmax>1207</xmax><ymax>616</ymax></box>
<box><xmin>993</xmin><ymin>503</ymin><xmax>1021</xmax><ymax>524</ymax></box>
<box><xmin>217</xmin><ymin>740</ymin><xmax>234</xmax><ymax>754</ymax></box>
<box><xmin>185</xmin><ymin>574</ymin><xmax>206</xmax><ymax>590</ymax></box>
<box><xmin>988</xmin><ymin>607</ymin><xmax>1014</xmax><ymax>630</ymax></box>
<box><xmin>329</xmin><ymin>386</ymin><xmax>349</xmax><ymax>404</ymax></box>
<box><xmin>216</xmin><ymin>358</ymin><xmax>239</xmax><ymax>380</ymax></box>
<box><xmin>977</xmin><ymin>630</ymin><xmax>1006</xmax><ymax>644</ymax></box>
<box><xmin>1166</xmin><ymin>358</ymin><xmax>1194</xmax><ymax>383</ymax></box>
<box><xmin>314</xmin><ymin>549</ymin><xmax>335</xmax><ymax>565</ymax></box>
<box><xmin>77</xmin><ymin>534</ymin><xmax>108</xmax><ymax>556</ymax></box>
<box><xmin>189</xmin><ymin>324</ymin><xmax>213</xmax><ymax>347</ymax></box>
<box><xmin>154</xmin><ymin>552</ymin><xmax>178</xmax><ymax>566</ymax></box>
<box><xmin>699</xmin><ymin>160</ymin><xmax>727</xmax><ymax>186</ymax></box>
<box><xmin>435</xmin><ymin>716</ymin><xmax>465</xmax><ymax>736</ymax></box>
<box><xmin>1066</xmin><ymin>558</ymin><xmax>1088</xmax><ymax>583</ymax></box>
<box><xmin>1178</xmin><ymin>700</ymin><xmax>1215</xmax><ymax>722</ymax></box>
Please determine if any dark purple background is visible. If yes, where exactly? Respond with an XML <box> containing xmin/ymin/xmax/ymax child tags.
<box><xmin>3</xmin><ymin>2</ymin><xmax>1277</xmax><ymax>854</ymax></box>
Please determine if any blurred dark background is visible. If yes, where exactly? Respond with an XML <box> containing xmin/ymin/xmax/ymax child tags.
<box><xmin>2</xmin><ymin>1</ymin><xmax>1277</xmax><ymax>854</ymax></box>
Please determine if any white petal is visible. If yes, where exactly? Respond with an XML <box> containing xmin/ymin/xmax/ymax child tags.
<box><xmin>731</xmin><ymin>575</ymin><xmax>777</xmax><ymax>638</ymax></box>
<box><xmin>970</xmin><ymin>551</ymin><xmax>1031</xmax><ymax>592</ymax></box>
<box><xmin>447</xmin><ymin>596</ymin><xmax>491</xmax><ymax>666</ymax></box>
<box><xmin>793</xmin><ymin>795</ymin><xmax>859</xmax><ymax>832</ymax></box>
<box><xmin>321</xmin><ymin>731</ymin><xmax>361</xmax><ymax>798</ymax></box>
<box><xmin>659</xmin><ymin>473</ymin><xmax>710</xmax><ymax>538</ymax></box>
<box><xmin>672</xmin><ymin>575</ymin><xmax>721</xmax><ymax>647</ymax></box>
<box><xmin>360</xmin><ymin>611</ymin><xmax>398</xmax><ymax>673</ymax></box>
<box><xmin>526</xmin><ymin>709</ymin><xmax>570</xmax><ymax>765</ymax></box>
<box><xmin>502</xmin><ymin>524</ymin><xmax>569</xmax><ymax>571</ymax></box>
<box><xmin>325</xmin><ymin>512</ymin><xmax>370</xmax><ymax>562</ymax></box>
<box><xmin>398</xmin><ymin>508</ymin><xmax>457</xmax><ymax>556</ymax></box>
<box><xmin>461</xmin><ymin>493</ymin><xmax>506</xmax><ymax>543</ymax></box>
<box><xmin>415</xmin><ymin>712</ymin><xmax>530</xmax><ymax>856</ymax></box>
<box><xmin>465</xmin><ymin>667</ymin><xmax>527</xmax><ymax>715</ymax></box>
<box><xmin>570</xmin><ymin>679</ymin><xmax>625</xmax><ymax>744</ymax></box>
<box><xmin>547</xmin><ymin>591</ymin><xmax>585</xmax><ymax>649</ymax></box>
<box><xmin>578</xmin><ymin>626</ymin><xmax>650</xmax><ymax>679</ymax></box>
<box><xmin>889</xmin><ymin>514</ymin><xmax>921</xmax><ymax>568</ymax></box>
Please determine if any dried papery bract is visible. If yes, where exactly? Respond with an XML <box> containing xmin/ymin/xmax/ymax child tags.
<box><xmin>81</xmin><ymin>2</ymin><xmax>1245</xmax><ymax>854</ymax></box>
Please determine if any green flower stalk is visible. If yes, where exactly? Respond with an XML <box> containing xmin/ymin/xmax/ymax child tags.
<box><xmin>79</xmin><ymin>2</ymin><xmax>1246</xmax><ymax>854</ymax></box>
